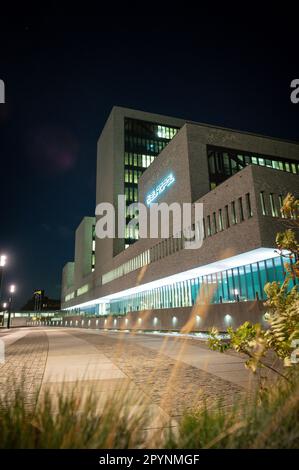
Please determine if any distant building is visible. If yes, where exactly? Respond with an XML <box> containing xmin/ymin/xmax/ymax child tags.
<box><xmin>21</xmin><ymin>290</ymin><xmax>61</xmax><ymax>311</ymax></box>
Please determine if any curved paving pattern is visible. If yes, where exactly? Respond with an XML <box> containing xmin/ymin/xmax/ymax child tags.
<box><xmin>0</xmin><ymin>329</ymin><xmax>48</xmax><ymax>408</ymax></box>
<box><xmin>0</xmin><ymin>327</ymin><xmax>255</xmax><ymax>423</ymax></box>
<box><xmin>71</xmin><ymin>330</ymin><xmax>249</xmax><ymax>418</ymax></box>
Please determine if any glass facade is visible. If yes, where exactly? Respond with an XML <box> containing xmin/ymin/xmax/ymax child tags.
<box><xmin>108</xmin><ymin>255</ymin><xmax>296</xmax><ymax>314</ymax></box>
<box><xmin>208</xmin><ymin>145</ymin><xmax>298</xmax><ymax>189</ymax></box>
<box><xmin>124</xmin><ymin>118</ymin><xmax>179</xmax><ymax>245</ymax></box>
<box><xmin>102</xmin><ymin>249</ymin><xmax>150</xmax><ymax>285</ymax></box>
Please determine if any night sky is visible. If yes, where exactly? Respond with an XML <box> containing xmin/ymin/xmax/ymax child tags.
<box><xmin>0</xmin><ymin>16</ymin><xmax>298</xmax><ymax>308</ymax></box>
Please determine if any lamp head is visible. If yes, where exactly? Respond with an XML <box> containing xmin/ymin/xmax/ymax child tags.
<box><xmin>0</xmin><ymin>255</ymin><xmax>7</xmax><ymax>267</ymax></box>
<box><xmin>9</xmin><ymin>285</ymin><xmax>16</xmax><ymax>294</ymax></box>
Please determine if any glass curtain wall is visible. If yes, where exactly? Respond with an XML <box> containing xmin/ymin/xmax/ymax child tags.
<box><xmin>109</xmin><ymin>255</ymin><xmax>295</xmax><ymax>314</ymax></box>
<box><xmin>207</xmin><ymin>145</ymin><xmax>298</xmax><ymax>189</ymax></box>
<box><xmin>124</xmin><ymin>118</ymin><xmax>179</xmax><ymax>246</ymax></box>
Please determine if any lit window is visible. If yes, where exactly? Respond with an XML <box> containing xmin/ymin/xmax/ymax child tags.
<box><xmin>269</xmin><ymin>193</ymin><xmax>278</xmax><ymax>217</ymax></box>
<box><xmin>238</xmin><ymin>197</ymin><xmax>244</xmax><ymax>221</ymax></box>
<box><xmin>218</xmin><ymin>209</ymin><xmax>224</xmax><ymax>231</ymax></box>
<box><xmin>213</xmin><ymin>212</ymin><xmax>217</xmax><ymax>234</ymax></box>
<box><xmin>207</xmin><ymin>216</ymin><xmax>211</xmax><ymax>236</ymax></box>
<box><xmin>77</xmin><ymin>284</ymin><xmax>89</xmax><ymax>296</ymax></box>
<box><xmin>246</xmin><ymin>193</ymin><xmax>253</xmax><ymax>217</ymax></box>
<box><xmin>231</xmin><ymin>201</ymin><xmax>237</xmax><ymax>224</ymax></box>
<box><xmin>272</xmin><ymin>160</ymin><xmax>280</xmax><ymax>170</ymax></box>
<box><xmin>225</xmin><ymin>205</ymin><xmax>230</xmax><ymax>228</ymax></box>
<box><xmin>260</xmin><ymin>191</ymin><xmax>267</xmax><ymax>215</ymax></box>
<box><xmin>278</xmin><ymin>195</ymin><xmax>285</xmax><ymax>218</ymax></box>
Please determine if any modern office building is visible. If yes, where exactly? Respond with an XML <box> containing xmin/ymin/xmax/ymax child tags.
<box><xmin>60</xmin><ymin>106</ymin><xmax>299</xmax><ymax>331</ymax></box>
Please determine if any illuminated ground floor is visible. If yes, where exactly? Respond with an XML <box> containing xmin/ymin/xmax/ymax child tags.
<box><xmin>63</xmin><ymin>249</ymin><xmax>296</xmax><ymax>327</ymax></box>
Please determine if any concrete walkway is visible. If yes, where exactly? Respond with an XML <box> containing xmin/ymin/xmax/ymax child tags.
<box><xmin>39</xmin><ymin>329</ymin><xmax>174</xmax><ymax>432</ymax></box>
<box><xmin>116</xmin><ymin>333</ymin><xmax>257</xmax><ymax>389</ymax></box>
<box><xmin>0</xmin><ymin>328</ymin><xmax>30</xmax><ymax>348</ymax></box>
<box><xmin>0</xmin><ymin>327</ymin><xmax>259</xmax><ymax>434</ymax></box>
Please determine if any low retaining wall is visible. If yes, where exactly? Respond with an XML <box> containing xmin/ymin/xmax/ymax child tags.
<box><xmin>27</xmin><ymin>300</ymin><xmax>267</xmax><ymax>332</ymax></box>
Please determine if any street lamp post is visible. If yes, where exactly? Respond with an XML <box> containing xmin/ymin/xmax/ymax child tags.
<box><xmin>0</xmin><ymin>254</ymin><xmax>7</xmax><ymax>303</ymax></box>
<box><xmin>7</xmin><ymin>284</ymin><xmax>15</xmax><ymax>330</ymax></box>
<box><xmin>1</xmin><ymin>302</ymin><xmax>7</xmax><ymax>327</ymax></box>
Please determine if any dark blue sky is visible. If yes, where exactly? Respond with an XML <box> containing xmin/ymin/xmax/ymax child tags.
<box><xmin>0</xmin><ymin>17</ymin><xmax>298</xmax><ymax>308</ymax></box>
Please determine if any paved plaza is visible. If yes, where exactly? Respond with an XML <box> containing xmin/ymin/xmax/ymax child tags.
<box><xmin>0</xmin><ymin>327</ymin><xmax>259</xmax><ymax>430</ymax></box>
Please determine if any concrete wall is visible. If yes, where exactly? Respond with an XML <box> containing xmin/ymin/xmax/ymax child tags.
<box><xmin>74</xmin><ymin>216</ymin><xmax>95</xmax><ymax>285</ymax></box>
<box><xmin>61</xmin><ymin>216</ymin><xmax>95</xmax><ymax>308</ymax></box>
<box><xmin>61</xmin><ymin>261</ymin><xmax>75</xmax><ymax>302</ymax></box>
<box><xmin>44</xmin><ymin>300</ymin><xmax>266</xmax><ymax>333</ymax></box>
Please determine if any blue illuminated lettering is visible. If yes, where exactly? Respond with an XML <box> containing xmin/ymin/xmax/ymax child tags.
<box><xmin>146</xmin><ymin>173</ymin><xmax>175</xmax><ymax>206</ymax></box>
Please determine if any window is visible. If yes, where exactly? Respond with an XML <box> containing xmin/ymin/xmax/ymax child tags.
<box><xmin>244</xmin><ymin>155</ymin><xmax>251</xmax><ymax>166</ymax></box>
<box><xmin>225</xmin><ymin>205</ymin><xmax>230</xmax><ymax>228</ymax></box>
<box><xmin>260</xmin><ymin>191</ymin><xmax>267</xmax><ymax>215</ymax></box>
<box><xmin>207</xmin><ymin>215</ymin><xmax>211</xmax><ymax>236</ymax></box>
<box><xmin>124</xmin><ymin>118</ymin><xmax>180</xmax><ymax>245</ymax></box>
<box><xmin>231</xmin><ymin>201</ymin><xmax>237</xmax><ymax>224</ymax></box>
<box><xmin>231</xmin><ymin>158</ymin><xmax>238</xmax><ymax>174</ymax></box>
<box><xmin>258</xmin><ymin>157</ymin><xmax>265</xmax><ymax>166</ymax></box>
<box><xmin>246</xmin><ymin>193</ymin><xmax>253</xmax><ymax>218</ymax></box>
<box><xmin>77</xmin><ymin>284</ymin><xmax>89</xmax><ymax>296</ymax></box>
<box><xmin>269</xmin><ymin>193</ymin><xmax>278</xmax><ymax>217</ymax></box>
<box><xmin>223</xmin><ymin>152</ymin><xmax>230</xmax><ymax>175</ymax></box>
<box><xmin>65</xmin><ymin>292</ymin><xmax>75</xmax><ymax>302</ymax></box>
<box><xmin>272</xmin><ymin>160</ymin><xmax>280</xmax><ymax>170</ymax></box>
<box><xmin>218</xmin><ymin>209</ymin><xmax>224</xmax><ymax>231</ymax></box>
<box><xmin>238</xmin><ymin>197</ymin><xmax>244</xmax><ymax>221</ymax></box>
<box><xmin>213</xmin><ymin>212</ymin><xmax>217</xmax><ymax>234</ymax></box>
<box><xmin>207</xmin><ymin>145</ymin><xmax>297</xmax><ymax>189</ymax></box>
<box><xmin>107</xmin><ymin>253</ymin><xmax>291</xmax><ymax>313</ymax></box>
<box><xmin>209</xmin><ymin>154</ymin><xmax>215</xmax><ymax>174</ymax></box>
<box><xmin>278</xmin><ymin>194</ymin><xmax>285</xmax><ymax>218</ymax></box>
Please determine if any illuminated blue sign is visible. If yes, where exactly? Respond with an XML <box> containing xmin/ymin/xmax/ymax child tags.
<box><xmin>146</xmin><ymin>173</ymin><xmax>175</xmax><ymax>206</ymax></box>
